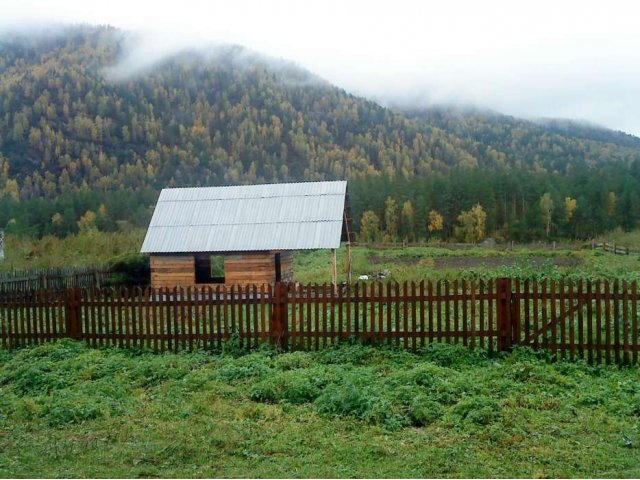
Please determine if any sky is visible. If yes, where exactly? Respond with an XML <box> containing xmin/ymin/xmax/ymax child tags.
<box><xmin>2</xmin><ymin>0</ymin><xmax>640</xmax><ymax>136</ymax></box>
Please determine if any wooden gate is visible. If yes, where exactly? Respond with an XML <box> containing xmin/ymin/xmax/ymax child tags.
<box><xmin>510</xmin><ymin>279</ymin><xmax>638</xmax><ymax>364</ymax></box>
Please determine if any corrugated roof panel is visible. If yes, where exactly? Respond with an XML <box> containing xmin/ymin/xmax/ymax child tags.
<box><xmin>141</xmin><ymin>181</ymin><xmax>347</xmax><ymax>253</ymax></box>
<box><xmin>149</xmin><ymin>195</ymin><xmax>345</xmax><ymax>227</ymax></box>
<box><xmin>141</xmin><ymin>221</ymin><xmax>343</xmax><ymax>252</ymax></box>
<box><xmin>157</xmin><ymin>180</ymin><xmax>346</xmax><ymax>202</ymax></box>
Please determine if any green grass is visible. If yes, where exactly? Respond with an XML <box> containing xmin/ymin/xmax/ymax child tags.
<box><xmin>3</xmin><ymin>229</ymin><xmax>640</xmax><ymax>284</ymax></box>
<box><xmin>598</xmin><ymin>228</ymin><xmax>640</xmax><ymax>249</ymax></box>
<box><xmin>294</xmin><ymin>244</ymin><xmax>640</xmax><ymax>284</ymax></box>
<box><xmin>1</xmin><ymin>341</ymin><xmax>639</xmax><ymax>478</ymax></box>
<box><xmin>0</xmin><ymin>230</ymin><xmax>146</xmax><ymax>272</ymax></box>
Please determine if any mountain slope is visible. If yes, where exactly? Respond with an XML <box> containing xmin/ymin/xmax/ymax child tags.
<box><xmin>404</xmin><ymin>107</ymin><xmax>640</xmax><ymax>172</ymax></box>
<box><xmin>0</xmin><ymin>25</ymin><xmax>639</xmax><ymax>240</ymax></box>
<box><xmin>2</xmin><ymin>25</ymin><xmax>640</xmax><ymax>204</ymax></box>
<box><xmin>0</xmin><ymin>26</ymin><xmax>478</xmax><ymax>201</ymax></box>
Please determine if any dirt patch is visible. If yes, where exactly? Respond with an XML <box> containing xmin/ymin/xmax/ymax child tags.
<box><xmin>368</xmin><ymin>255</ymin><xmax>421</xmax><ymax>265</ymax></box>
<box><xmin>433</xmin><ymin>256</ymin><xmax>581</xmax><ymax>270</ymax></box>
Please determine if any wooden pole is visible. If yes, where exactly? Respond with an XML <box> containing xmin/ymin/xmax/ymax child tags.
<box><xmin>270</xmin><ymin>282</ymin><xmax>288</xmax><ymax>350</ymax></box>
<box><xmin>331</xmin><ymin>249</ymin><xmax>337</xmax><ymax>288</ymax></box>
<box><xmin>346</xmin><ymin>242</ymin><xmax>352</xmax><ymax>285</ymax></box>
<box><xmin>343</xmin><ymin>209</ymin><xmax>352</xmax><ymax>285</ymax></box>
<box><xmin>497</xmin><ymin>278</ymin><xmax>512</xmax><ymax>352</ymax></box>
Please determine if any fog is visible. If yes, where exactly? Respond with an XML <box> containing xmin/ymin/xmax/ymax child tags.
<box><xmin>2</xmin><ymin>0</ymin><xmax>640</xmax><ymax>135</ymax></box>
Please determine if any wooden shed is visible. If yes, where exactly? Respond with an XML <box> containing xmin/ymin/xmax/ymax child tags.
<box><xmin>140</xmin><ymin>181</ymin><xmax>350</xmax><ymax>288</ymax></box>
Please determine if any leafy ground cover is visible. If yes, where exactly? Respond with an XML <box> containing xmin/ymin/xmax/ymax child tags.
<box><xmin>3</xmin><ymin>230</ymin><xmax>640</xmax><ymax>285</ymax></box>
<box><xmin>0</xmin><ymin>230</ymin><xmax>146</xmax><ymax>272</ymax></box>
<box><xmin>0</xmin><ymin>340</ymin><xmax>639</xmax><ymax>477</ymax></box>
<box><xmin>294</xmin><ymin>244</ymin><xmax>640</xmax><ymax>284</ymax></box>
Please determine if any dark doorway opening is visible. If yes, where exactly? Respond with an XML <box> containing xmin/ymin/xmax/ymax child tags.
<box><xmin>275</xmin><ymin>253</ymin><xmax>282</xmax><ymax>282</ymax></box>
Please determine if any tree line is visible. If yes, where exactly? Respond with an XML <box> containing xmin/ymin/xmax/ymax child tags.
<box><xmin>1</xmin><ymin>163</ymin><xmax>638</xmax><ymax>242</ymax></box>
<box><xmin>349</xmin><ymin>164</ymin><xmax>640</xmax><ymax>242</ymax></box>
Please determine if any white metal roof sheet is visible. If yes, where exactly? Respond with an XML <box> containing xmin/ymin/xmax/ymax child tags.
<box><xmin>141</xmin><ymin>181</ymin><xmax>347</xmax><ymax>253</ymax></box>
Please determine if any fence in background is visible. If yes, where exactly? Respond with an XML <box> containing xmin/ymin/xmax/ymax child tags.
<box><xmin>0</xmin><ymin>267</ymin><xmax>110</xmax><ymax>293</ymax></box>
<box><xmin>0</xmin><ymin>278</ymin><xmax>639</xmax><ymax>364</ymax></box>
<box><xmin>593</xmin><ymin>242</ymin><xmax>640</xmax><ymax>256</ymax></box>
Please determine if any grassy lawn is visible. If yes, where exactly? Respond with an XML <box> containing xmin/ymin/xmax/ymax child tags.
<box><xmin>0</xmin><ymin>230</ymin><xmax>146</xmax><ymax>272</ymax></box>
<box><xmin>294</xmin><ymin>244</ymin><xmax>640</xmax><ymax>284</ymax></box>
<box><xmin>1</xmin><ymin>341</ymin><xmax>639</xmax><ymax>478</ymax></box>
<box><xmin>3</xmin><ymin>230</ymin><xmax>640</xmax><ymax>286</ymax></box>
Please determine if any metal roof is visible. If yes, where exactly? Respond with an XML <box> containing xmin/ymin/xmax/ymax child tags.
<box><xmin>141</xmin><ymin>181</ymin><xmax>347</xmax><ymax>253</ymax></box>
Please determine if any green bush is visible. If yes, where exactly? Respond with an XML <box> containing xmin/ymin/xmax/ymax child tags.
<box><xmin>214</xmin><ymin>356</ymin><xmax>273</xmax><ymax>382</ymax></box>
<box><xmin>249</xmin><ymin>366</ymin><xmax>338</xmax><ymax>404</ymax></box>
<box><xmin>450</xmin><ymin>396</ymin><xmax>500</xmax><ymax>425</ymax></box>
<box><xmin>105</xmin><ymin>253</ymin><xmax>150</xmax><ymax>287</ymax></box>
<box><xmin>419</xmin><ymin>342</ymin><xmax>489</xmax><ymax>368</ymax></box>
<box><xmin>272</xmin><ymin>351</ymin><xmax>313</xmax><ymax>370</ymax></box>
<box><xmin>409</xmin><ymin>394</ymin><xmax>444</xmax><ymax>426</ymax></box>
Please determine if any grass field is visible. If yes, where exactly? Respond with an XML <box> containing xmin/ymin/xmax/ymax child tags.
<box><xmin>3</xmin><ymin>230</ymin><xmax>640</xmax><ymax>285</ymax></box>
<box><xmin>0</xmin><ymin>230</ymin><xmax>146</xmax><ymax>272</ymax></box>
<box><xmin>295</xmin><ymin>244</ymin><xmax>640</xmax><ymax>284</ymax></box>
<box><xmin>1</xmin><ymin>341</ymin><xmax>639</xmax><ymax>478</ymax></box>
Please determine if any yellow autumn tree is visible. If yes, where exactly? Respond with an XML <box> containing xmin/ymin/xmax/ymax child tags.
<box><xmin>384</xmin><ymin>197</ymin><xmax>399</xmax><ymax>241</ymax></box>
<box><xmin>400</xmin><ymin>200</ymin><xmax>415</xmax><ymax>240</ymax></box>
<box><xmin>359</xmin><ymin>210</ymin><xmax>381</xmax><ymax>243</ymax></box>
<box><xmin>51</xmin><ymin>212</ymin><xmax>63</xmax><ymax>226</ymax></box>
<box><xmin>77</xmin><ymin>210</ymin><xmax>97</xmax><ymax>232</ymax></box>
<box><xmin>456</xmin><ymin>204</ymin><xmax>487</xmax><ymax>244</ymax></box>
<box><xmin>427</xmin><ymin>210</ymin><xmax>444</xmax><ymax>234</ymax></box>
<box><xmin>540</xmin><ymin>193</ymin><xmax>554</xmax><ymax>237</ymax></box>
<box><xmin>564</xmin><ymin>197</ymin><xmax>577</xmax><ymax>221</ymax></box>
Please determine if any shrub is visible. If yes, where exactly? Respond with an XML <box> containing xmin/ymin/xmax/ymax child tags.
<box><xmin>105</xmin><ymin>253</ymin><xmax>150</xmax><ymax>287</ymax></box>
<box><xmin>450</xmin><ymin>396</ymin><xmax>500</xmax><ymax>425</ymax></box>
<box><xmin>314</xmin><ymin>383</ymin><xmax>374</xmax><ymax>418</ymax></box>
<box><xmin>248</xmin><ymin>366</ymin><xmax>336</xmax><ymax>404</ymax></box>
<box><xmin>409</xmin><ymin>394</ymin><xmax>444</xmax><ymax>426</ymax></box>
<box><xmin>213</xmin><ymin>353</ymin><xmax>274</xmax><ymax>382</ymax></box>
<box><xmin>272</xmin><ymin>351</ymin><xmax>313</xmax><ymax>370</ymax></box>
<box><xmin>419</xmin><ymin>342</ymin><xmax>489</xmax><ymax>368</ymax></box>
<box><xmin>38</xmin><ymin>392</ymin><xmax>109</xmax><ymax>426</ymax></box>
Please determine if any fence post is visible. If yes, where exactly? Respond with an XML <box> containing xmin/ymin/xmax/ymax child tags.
<box><xmin>497</xmin><ymin>278</ymin><xmax>512</xmax><ymax>352</ymax></box>
<box><xmin>270</xmin><ymin>282</ymin><xmax>289</xmax><ymax>350</ymax></box>
<box><xmin>510</xmin><ymin>285</ymin><xmax>521</xmax><ymax>347</ymax></box>
<box><xmin>65</xmin><ymin>288</ymin><xmax>83</xmax><ymax>340</ymax></box>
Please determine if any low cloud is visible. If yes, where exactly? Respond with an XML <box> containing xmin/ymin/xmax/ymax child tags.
<box><xmin>2</xmin><ymin>0</ymin><xmax>640</xmax><ymax>135</ymax></box>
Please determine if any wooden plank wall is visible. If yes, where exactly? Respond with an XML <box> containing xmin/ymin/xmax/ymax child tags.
<box><xmin>150</xmin><ymin>255</ymin><xmax>194</xmax><ymax>288</ymax></box>
<box><xmin>151</xmin><ymin>252</ymin><xmax>293</xmax><ymax>288</ymax></box>
<box><xmin>279</xmin><ymin>251</ymin><xmax>294</xmax><ymax>282</ymax></box>
<box><xmin>225</xmin><ymin>252</ymin><xmax>277</xmax><ymax>285</ymax></box>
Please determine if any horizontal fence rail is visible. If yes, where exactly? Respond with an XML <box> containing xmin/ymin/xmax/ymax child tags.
<box><xmin>0</xmin><ymin>279</ymin><xmax>639</xmax><ymax>364</ymax></box>
<box><xmin>593</xmin><ymin>242</ymin><xmax>640</xmax><ymax>256</ymax></box>
<box><xmin>0</xmin><ymin>266</ymin><xmax>109</xmax><ymax>293</ymax></box>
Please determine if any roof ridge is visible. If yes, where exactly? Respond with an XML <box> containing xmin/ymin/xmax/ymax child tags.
<box><xmin>160</xmin><ymin>180</ymin><xmax>347</xmax><ymax>191</ymax></box>
<box><xmin>158</xmin><ymin>192</ymin><xmax>345</xmax><ymax>202</ymax></box>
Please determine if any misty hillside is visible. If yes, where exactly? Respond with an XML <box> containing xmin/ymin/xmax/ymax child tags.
<box><xmin>2</xmin><ymin>25</ymin><xmax>640</xmax><ymax>201</ymax></box>
<box><xmin>404</xmin><ymin>107</ymin><xmax>640</xmax><ymax>172</ymax></box>
<box><xmin>0</xmin><ymin>25</ymin><xmax>639</xmax><ymax>240</ymax></box>
<box><xmin>0</xmin><ymin>25</ymin><xmax>478</xmax><ymax>201</ymax></box>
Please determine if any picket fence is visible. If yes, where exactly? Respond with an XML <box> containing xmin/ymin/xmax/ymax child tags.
<box><xmin>0</xmin><ymin>266</ymin><xmax>109</xmax><ymax>292</ymax></box>
<box><xmin>0</xmin><ymin>278</ymin><xmax>638</xmax><ymax>364</ymax></box>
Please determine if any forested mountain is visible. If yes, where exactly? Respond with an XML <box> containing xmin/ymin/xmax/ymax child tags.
<box><xmin>404</xmin><ymin>107</ymin><xmax>640</xmax><ymax>172</ymax></box>
<box><xmin>0</xmin><ymin>25</ymin><xmax>639</xmax><ymax>240</ymax></box>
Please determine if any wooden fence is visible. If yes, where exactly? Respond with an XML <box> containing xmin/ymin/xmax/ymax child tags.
<box><xmin>0</xmin><ymin>278</ymin><xmax>639</xmax><ymax>364</ymax></box>
<box><xmin>593</xmin><ymin>242</ymin><xmax>640</xmax><ymax>256</ymax></box>
<box><xmin>0</xmin><ymin>266</ymin><xmax>110</xmax><ymax>293</ymax></box>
